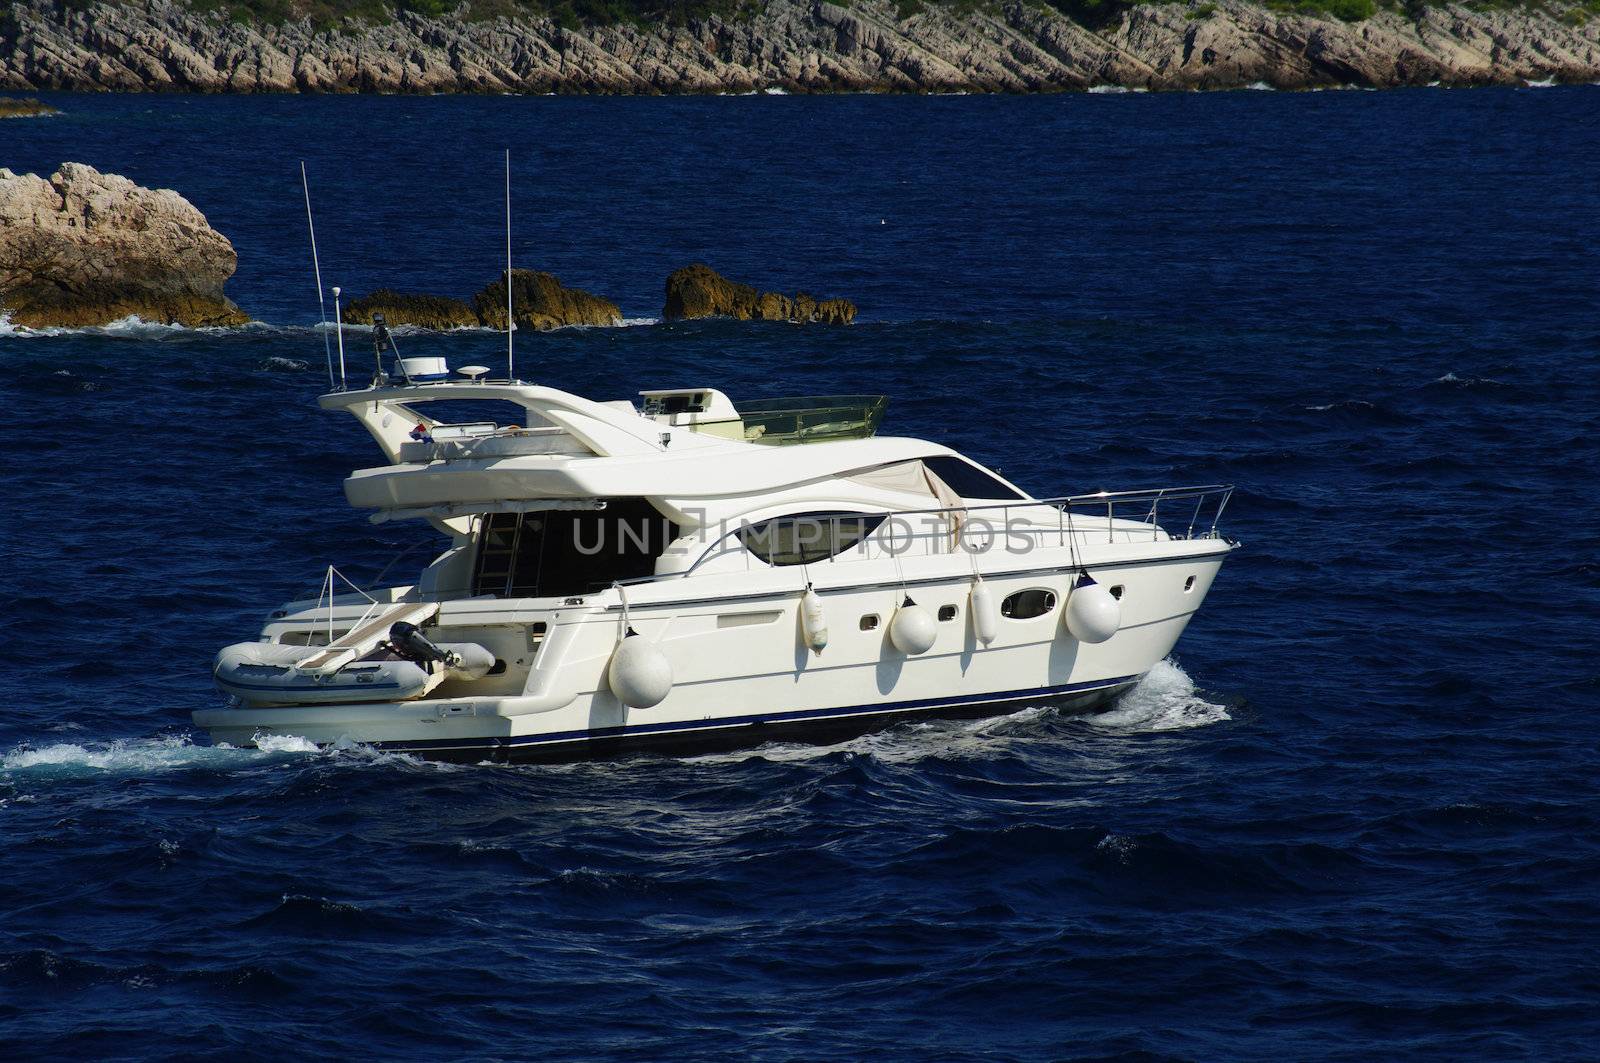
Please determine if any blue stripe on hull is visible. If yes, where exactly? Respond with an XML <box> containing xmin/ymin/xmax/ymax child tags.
<box><xmin>366</xmin><ymin>673</ymin><xmax>1143</xmax><ymax>757</ymax></box>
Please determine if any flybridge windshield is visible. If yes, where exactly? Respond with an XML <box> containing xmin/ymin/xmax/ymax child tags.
<box><xmin>406</xmin><ymin>400</ymin><xmax>536</xmax><ymax>429</ymax></box>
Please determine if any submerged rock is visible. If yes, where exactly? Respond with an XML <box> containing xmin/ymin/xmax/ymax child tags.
<box><xmin>341</xmin><ymin>289</ymin><xmax>478</xmax><ymax>330</ymax></box>
<box><xmin>0</xmin><ymin>163</ymin><xmax>248</xmax><ymax>328</ymax></box>
<box><xmin>474</xmin><ymin>270</ymin><xmax>621</xmax><ymax>331</ymax></box>
<box><xmin>664</xmin><ymin>264</ymin><xmax>856</xmax><ymax>325</ymax></box>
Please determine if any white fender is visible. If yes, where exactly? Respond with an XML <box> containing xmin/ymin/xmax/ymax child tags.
<box><xmin>969</xmin><ymin>577</ymin><xmax>998</xmax><ymax>646</ymax></box>
<box><xmin>889</xmin><ymin>597</ymin><xmax>937</xmax><ymax>655</ymax></box>
<box><xmin>607</xmin><ymin>629</ymin><xmax>673</xmax><ymax>708</ymax></box>
<box><xmin>1064</xmin><ymin>572</ymin><xmax>1120</xmax><ymax>644</ymax></box>
<box><xmin>800</xmin><ymin>586</ymin><xmax>829</xmax><ymax>654</ymax></box>
<box><xmin>440</xmin><ymin>642</ymin><xmax>496</xmax><ymax>680</ymax></box>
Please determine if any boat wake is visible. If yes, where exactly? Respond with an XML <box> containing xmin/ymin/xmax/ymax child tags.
<box><xmin>1086</xmin><ymin>659</ymin><xmax>1231</xmax><ymax>733</ymax></box>
<box><xmin>0</xmin><ymin>663</ymin><xmax>1230</xmax><ymax>784</ymax></box>
<box><xmin>686</xmin><ymin>660</ymin><xmax>1230</xmax><ymax>765</ymax></box>
<box><xmin>0</xmin><ymin>733</ymin><xmax>455</xmax><ymax>783</ymax></box>
<box><xmin>0</xmin><ymin>734</ymin><xmax>311</xmax><ymax>779</ymax></box>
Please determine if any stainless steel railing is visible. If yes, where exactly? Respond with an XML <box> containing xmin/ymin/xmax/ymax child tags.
<box><xmin>677</xmin><ymin>484</ymin><xmax>1235</xmax><ymax>578</ymax></box>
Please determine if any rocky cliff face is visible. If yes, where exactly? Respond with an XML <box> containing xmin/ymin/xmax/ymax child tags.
<box><xmin>2</xmin><ymin>0</ymin><xmax>1597</xmax><ymax>93</ymax></box>
<box><xmin>0</xmin><ymin>163</ymin><xmax>248</xmax><ymax>328</ymax></box>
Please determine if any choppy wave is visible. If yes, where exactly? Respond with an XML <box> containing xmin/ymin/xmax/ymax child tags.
<box><xmin>0</xmin><ymin>735</ymin><xmax>312</xmax><ymax>778</ymax></box>
<box><xmin>0</xmin><ymin>732</ymin><xmax>463</xmax><ymax>781</ymax></box>
<box><xmin>1304</xmin><ymin>399</ymin><xmax>1376</xmax><ymax>412</ymax></box>
<box><xmin>1087</xmin><ymin>659</ymin><xmax>1231</xmax><ymax>733</ymax></box>
<box><xmin>1430</xmin><ymin>370</ymin><xmax>1506</xmax><ymax>388</ymax></box>
<box><xmin>0</xmin><ymin>312</ymin><xmax>299</xmax><ymax>340</ymax></box>
<box><xmin>683</xmin><ymin>659</ymin><xmax>1228</xmax><ymax>765</ymax></box>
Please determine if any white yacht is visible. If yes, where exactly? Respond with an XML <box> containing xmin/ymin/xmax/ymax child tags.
<box><xmin>195</xmin><ymin>337</ymin><xmax>1236</xmax><ymax>761</ymax></box>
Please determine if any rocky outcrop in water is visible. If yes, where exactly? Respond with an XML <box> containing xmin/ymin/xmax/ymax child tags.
<box><xmin>342</xmin><ymin>290</ymin><xmax>478</xmax><ymax>330</ymax></box>
<box><xmin>0</xmin><ymin>95</ymin><xmax>55</xmax><ymax>117</ymax></box>
<box><xmin>341</xmin><ymin>272</ymin><xmax>621</xmax><ymax>330</ymax></box>
<box><xmin>0</xmin><ymin>163</ymin><xmax>248</xmax><ymax>328</ymax></box>
<box><xmin>475</xmin><ymin>270</ymin><xmax>622</xmax><ymax>330</ymax></box>
<box><xmin>664</xmin><ymin>264</ymin><xmax>857</xmax><ymax>324</ymax></box>
<box><xmin>1</xmin><ymin>0</ymin><xmax>1597</xmax><ymax>93</ymax></box>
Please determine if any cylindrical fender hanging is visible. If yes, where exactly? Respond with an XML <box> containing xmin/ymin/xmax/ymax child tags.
<box><xmin>890</xmin><ymin>596</ymin><xmax>937</xmax><ymax>655</ymax></box>
<box><xmin>607</xmin><ymin>628</ymin><xmax>673</xmax><ymax>708</ymax></box>
<box><xmin>800</xmin><ymin>585</ymin><xmax>828</xmax><ymax>654</ymax></box>
<box><xmin>969</xmin><ymin>576</ymin><xmax>998</xmax><ymax>646</ymax></box>
<box><xmin>1064</xmin><ymin>571</ymin><xmax>1120</xmax><ymax>644</ymax></box>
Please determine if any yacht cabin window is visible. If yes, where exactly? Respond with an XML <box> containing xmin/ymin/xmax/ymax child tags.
<box><xmin>738</xmin><ymin>512</ymin><xmax>889</xmax><ymax>567</ymax></box>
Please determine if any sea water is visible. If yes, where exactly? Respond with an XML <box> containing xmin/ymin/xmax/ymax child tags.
<box><xmin>2</xmin><ymin>88</ymin><xmax>1598</xmax><ymax>1059</ymax></box>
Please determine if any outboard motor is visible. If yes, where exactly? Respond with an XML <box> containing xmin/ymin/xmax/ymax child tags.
<box><xmin>389</xmin><ymin>620</ymin><xmax>459</xmax><ymax>669</ymax></box>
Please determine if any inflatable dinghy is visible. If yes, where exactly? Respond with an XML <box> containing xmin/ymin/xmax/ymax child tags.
<box><xmin>214</xmin><ymin>620</ymin><xmax>494</xmax><ymax>707</ymax></box>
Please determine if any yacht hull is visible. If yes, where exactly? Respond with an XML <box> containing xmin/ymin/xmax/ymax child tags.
<box><xmin>194</xmin><ymin>542</ymin><xmax>1229</xmax><ymax>762</ymax></box>
<box><xmin>317</xmin><ymin>678</ymin><xmax>1133</xmax><ymax>764</ymax></box>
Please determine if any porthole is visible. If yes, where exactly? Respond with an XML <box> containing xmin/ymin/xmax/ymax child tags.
<box><xmin>938</xmin><ymin>605</ymin><xmax>958</xmax><ymax>622</ymax></box>
<box><xmin>487</xmin><ymin>659</ymin><xmax>508</xmax><ymax>676</ymax></box>
<box><xmin>1183</xmin><ymin>575</ymin><xmax>1196</xmax><ymax>593</ymax></box>
<box><xmin>1109</xmin><ymin>585</ymin><xmax>1125</xmax><ymax>600</ymax></box>
<box><xmin>1000</xmin><ymin>589</ymin><xmax>1057</xmax><ymax>620</ymax></box>
<box><xmin>860</xmin><ymin>614</ymin><xmax>880</xmax><ymax>631</ymax></box>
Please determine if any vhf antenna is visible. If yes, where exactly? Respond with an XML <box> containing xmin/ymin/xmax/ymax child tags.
<box><xmin>504</xmin><ymin>148</ymin><xmax>514</xmax><ymax>383</ymax></box>
<box><xmin>300</xmin><ymin>161</ymin><xmax>335</xmax><ymax>390</ymax></box>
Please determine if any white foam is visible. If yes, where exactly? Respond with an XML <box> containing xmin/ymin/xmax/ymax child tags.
<box><xmin>0</xmin><ymin>731</ymin><xmax>467</xmax><ymax>780</ymax></box>
<box><xmin>1434</xmin><ymin>371</ymin><xmax>1502</xmax><ymax>387</ymax></box>
<box><xmin>0</xmin><ymin>312</ymin><xmax>288</xmax><ymax>340</ymax></box>
<box><xmin>0</xmin><ymin>734</ymin><xmax>314</xmax><ymax>777</ymax></box>
<box><xmin>252</xmin><ymin>733</ymin><xmax>322</xmax><ymax>754</ymax></box>
<box><xmin>1525</xmin><ymin>77</ymin><xmax>1557</xmax><ymax>88</ymax></box>
<box><xmin>1246</xmin><ymin>81</ymin><xmax>1275</xmax><ymax>91</ymax></box>
<box><xmin>1088</xmin><ymin>659</ymin><xmax>1230</xmax><ymax>733</ymax></box>
<box><xmin>1305</xmin><ymin>399</ymin><xmax>1374</xmax><ymax>411</ymax></box>
<box><xmin>1087</xmin><ymin>84</ymin><xmax>1148</xmax><ymax>94</ymax></box>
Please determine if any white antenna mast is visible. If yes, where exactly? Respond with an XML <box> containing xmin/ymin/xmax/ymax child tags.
<box><xmin>504</xmin><ymin>148</ymin><xmax>514</xmax><ymax>383</ymax></box>
<box><xmin>332</xmin><ymin>286</ymin><xmax>346</xmax><ymax>389</ymax></box>
<box><xmin>300</xmin><ymin>161</ymin><xmax>334</xmax><ymax>390</ymax></box>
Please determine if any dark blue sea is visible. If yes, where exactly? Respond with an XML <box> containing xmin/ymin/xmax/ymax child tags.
<box><xmin>3</xmin><ymin>88</ymin><xmax>1599</xmax><ymax>1060</ymax></box>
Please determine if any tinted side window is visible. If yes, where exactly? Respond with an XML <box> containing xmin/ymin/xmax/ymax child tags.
<box><xmin>739</xmin><ymin>512</ymin><xmax>887</xmax><ymax>567</ymax></box>
<box><xmin>924</xmin><ymin>456</ymin><xmax>1025</xmax><ymax>500</ymax></box>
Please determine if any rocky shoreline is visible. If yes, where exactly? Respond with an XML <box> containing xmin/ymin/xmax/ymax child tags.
<box><xmin>2</xmin><ymin>0</ymin><xmax>1598</xmax><ymax>94</ymax></box>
